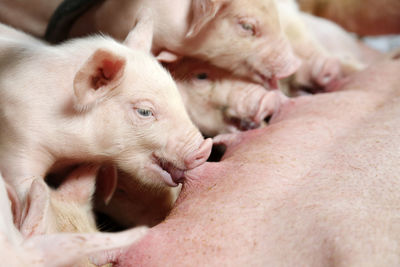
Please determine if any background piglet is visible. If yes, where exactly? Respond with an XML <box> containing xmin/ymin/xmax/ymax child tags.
<box><xmin>64</xmin><ymin>0</ymin><xmax>301</xmax><ymax>87</ymax></box>
<box><xmin>0</xmin><ymin>22</ymin><xmax>211</xmax><ymax>210</ymax></box>
<box><xmin>21</xmin><ymin>165</ymin><xmax>101</xmax><ymax>237</ymax></box>
<box><xmin>0</xmin><ymin>171</ymin><xmax>147</xmax><ymax>267</ymax></box>
<box><xmin>276</xmin><ymin>0</ymin><xmax>369</xmax><ymax>91</ymax></box>
<box><xmin>21</xmin><ymin>165</ymin><xmax>112</xmax><ymax>267</ymax></box>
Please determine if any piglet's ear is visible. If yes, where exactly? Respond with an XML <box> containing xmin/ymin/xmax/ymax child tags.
<box><xmin>73</xmin><ymin>49</ymin><xmax>126</xmax><ymax>111</ymax></box>
<box><xmin>55</xmin><ymin>164</ymin><xmax>99</xmax><ymax>204</ymax></box>
<box><xmin>20</xmin><ymin>179</ymin><xmax>50</xmax><ymax>238</ymax></box>
<box><xmin>95</xmin><ymin>164</ymin><xmax>117</xmax><ymax>205</ymax></box>
<box><xmin>186</xmin><ymin>0</ymin><xmax>226</xmax><ymax>38</ymax></box>
<box><xmin>124</xmin><ymin>7</ymin><xmax>154</xmax><ymax>52</ymax></box>
<box><xmin>5</xmin><ymin>183</ymin><xmax>21</xmax><ymax>227</ymax></box>
<box><xmin>156</xmin><ymin>50</ymin><xmax>182</xmax><ymax>63</ymax></box>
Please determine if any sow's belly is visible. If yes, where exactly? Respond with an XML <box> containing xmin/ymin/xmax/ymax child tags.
<box><xmin>116</xmin><ymin>58</ymin><xmax>400</xmax><ymax>266</ymax></box>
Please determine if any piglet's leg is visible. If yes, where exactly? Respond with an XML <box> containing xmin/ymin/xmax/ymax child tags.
<box><xmin>23</xmin><ymin>226</ymin><xmax>148</xmax><ymax>267</ymax></box>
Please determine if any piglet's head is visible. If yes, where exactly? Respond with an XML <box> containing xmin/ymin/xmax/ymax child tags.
<box><xmin>167</xmin><ymin>57</ymin><xmax>287</xmax><ymax>136</ymax></box>
<box><xmin>181</xmin><ymin>0</ymin><xmax>301</xmax><ymax>88</ymax></box>
<box><xmin>72</xmin><ymin>24</ymin><xmax>211</xmax><ymax>188</ymax></box>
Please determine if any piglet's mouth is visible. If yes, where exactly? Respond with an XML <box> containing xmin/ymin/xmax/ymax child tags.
<box><xmin>150</xmin><ymin>155</ymin><xmax>184</xmax><ymax>187</ymax></box>
<box><xmin>225</xmin><ymin>117</ymin><xmax>260</xmax><ymax>132</ymax></box>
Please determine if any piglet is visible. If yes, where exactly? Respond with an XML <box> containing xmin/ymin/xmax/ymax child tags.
<box><xmin>0</xmin><ymin>20</ymin><xmax>211</xmax><ymax>209</ymax></box>
<box><xmin>0</xmin><ymin>171</ymin><xmax>148</xmax><ymax>267</ymax></box>
<box><xmin>166</xmin><ymin>57</ymin><xmax>288</xmax><ymax>136</ymax></box>
<box><xmin>66</xmin><ymin>0</ymin><xmax>301</xmax><ymax>88</ymax></box>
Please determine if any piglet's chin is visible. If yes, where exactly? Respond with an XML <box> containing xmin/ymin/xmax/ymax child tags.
<box><xmin>147</xmin><ymin>164</ymin><xmax>178</xmax><ymax>187</ymax></box>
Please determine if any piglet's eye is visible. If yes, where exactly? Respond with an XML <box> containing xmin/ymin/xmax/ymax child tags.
<box><xmin>196</xmin><ymin>73</ymin><xmax>208</xmax><ymax>80</ymax></box>
<box><xmin>239</xmin><ymin>20</ymin><xmax>256</xmax><ymax>36</ymax></box>
<box><xmin>136</xmin><ymin>108</ymin><xmax>153</xmax><ymax>117</ymax></box>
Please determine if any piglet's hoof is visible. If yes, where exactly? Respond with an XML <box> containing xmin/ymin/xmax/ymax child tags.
<box><xmin>311</xmin><ymin>56</ymin><xmax>342</xmax><ymax>89</ymax></box>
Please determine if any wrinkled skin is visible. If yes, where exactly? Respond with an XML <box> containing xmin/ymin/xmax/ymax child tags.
<box><xmin>0</xmin><ymin>171</ymin><xmax>148</xmax><ymax>267</ymax></box>
<box><xmin>297</xmin><ymin>0</ymin><xmax>400</xmax><ymax>36</ymax></box>
<box><xmin>115</xmin><ymin>55</ymin><xmax>400</xmax><ymax>266</ymax></box>
<box><xmin>69</xmin><ymin>0</ymin><xmax>300</xmax><ymax>87</ymax></box>
<box><xmin>0</xmin><ymin>23</ymin><xmax>211</xmax><ymax>209</ymax></box>
<box><xmin>166</xmin><ymin>57</ymin><xmax>288</xmax><ymax>136</ymax></box>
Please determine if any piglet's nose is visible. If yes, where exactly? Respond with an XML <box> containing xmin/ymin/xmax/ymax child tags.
<box><xmin>184</xmin><ymin>138</ymin><xmax>213</xmax><ymax>169</ymax></box>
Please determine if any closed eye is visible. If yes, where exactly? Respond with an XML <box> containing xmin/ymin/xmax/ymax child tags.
<box><xmin>196</xmin><ymin>73</ymin><xmax>208</xmax><ymax>80</ymax></box>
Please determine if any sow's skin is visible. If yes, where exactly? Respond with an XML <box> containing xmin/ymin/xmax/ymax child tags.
<box><xmin>116</xmin><ymin>55</ymin><xmax>400</xmax><ymax>266</ymax></box>
<box><xmin>0</xmin><ymin>23</ymin><xmax>212</xmax><ymax>205</ymax></box>
<box><xmin>67</xmin><ymin>0</ymin><xmax>300</xmax><ymax>88</ymax></box>
<box><xmin>0</xmin><ymin>171</ymin><xmax>147</xmax><ymax>267</ymax></box>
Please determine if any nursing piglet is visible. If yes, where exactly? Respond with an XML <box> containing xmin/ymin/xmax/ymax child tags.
<box><xmin>166</xmin><ymin>57</ymin><xmax>288</xmax><ymax>136</ymax></box>
<box><xmin>0</xmin><ymin>22</ymin><xmax>211</xmax><ymax>209</ymax></box>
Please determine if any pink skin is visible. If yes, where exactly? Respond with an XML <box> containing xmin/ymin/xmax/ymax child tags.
<box><xmin>69</xmin><ymin>0</ymin><xmax>301</xmax><ymax>88</ymax></box>
<box><xmin>0</xmin><ymin>23</ymin><xmax>211</xmax><ymax>212</ymax></box>
<box><xmin>114</xmin><ymin>56</ymin><xmax>400</xmax><ymax>266</ymax></box>
<box><xmin>166</xmin><ymin>57</ymin><xmax>288</xmax><ymax>137</ymax></box>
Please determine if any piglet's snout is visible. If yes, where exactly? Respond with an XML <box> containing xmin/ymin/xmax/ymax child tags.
<box><xmin>184</xmin><ymin>138</ymin><xmax>213</xmax><ymax>170</ymax></box>
<box><xmin>253</xmin><ymin>91</ymin><xmax>288</xmax><ymax>124</ymax></box>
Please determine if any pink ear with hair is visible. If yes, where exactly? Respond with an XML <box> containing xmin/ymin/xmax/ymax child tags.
<box><xmin>186</xmin><ymin>0</ymin><xmax>226</xmax><ymax>38</ymax></box>
<box><xmin>73</xmin><ymin>49</ymin><xmax>126</xmax><ymax>111</ymax></box>
<box><xmin>124</xmin><ymin>7</ymin><xmax>154</xmax><ymax>52</ymax></box>
<box><xmin>5</xmin><ymin>183</ymin><xmax>21</xmax><ymax>227</ymax></box>
<box><xmin>55</xmin><ymin>164</ymin><xmax>100</xmax><ymax>204</ymax></box>
<box><xmin>20</xmin><ymin>179</ymin><xmax>51</xmax><ymax>238</ymax></box>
